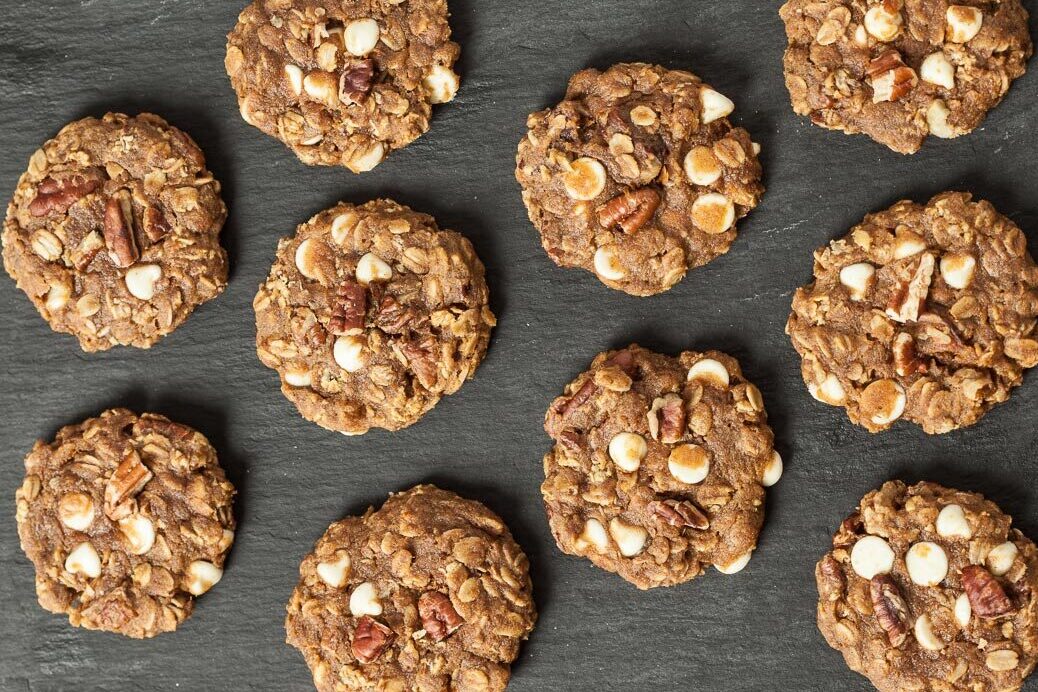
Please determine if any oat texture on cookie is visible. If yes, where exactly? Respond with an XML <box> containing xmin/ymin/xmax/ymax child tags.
<box><xmin>14</xmin><ymin>409</ymin><xmax>236</xmax><ymax>638</ymax></box>
<box><xmin>285</xmin><ymin>485</ymin><xmax>536</xmax><ymax>691</ymax></box>
<box><xmin>779</xmin><ymin>0</ymin><xmax>1032</xmax><ymax>153</ymax></box>
<box><xmin>516</xmin><ymin>63</ymin><xmax>764</xmax><ymax>296</ymax></box>
<box><xmin>226</xmin><ymin>0</ymin><xmax>461</xmax><ymax>172</ymax></box>
<box><xmin>817</xmin><ymin>480</ymin><xmax>1038</xmax><ymax>692</ymax></box>
<box><xmin>1</xmin><ymin>113</ymin><xmax>228</xmax><ymax>351</ymax></box>
<box><xmin>787</xmin><ymin>192</ymin><xmax>1038</xmax><ymax>434</ymax></box>
<box><xmin>540</xmin><ymin>344</ymin><xmax>780</xmax><ymax>589</ymax></box>
<box><xmin>254</xmin><ymin>199</ymin><xmax>495</xmax><ymax>434</ymax></box>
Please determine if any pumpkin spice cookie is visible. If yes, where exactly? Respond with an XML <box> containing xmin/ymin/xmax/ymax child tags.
<box><xmin>817</xmin><ymin>480</ymin><xmax>1038</xmax><ymax>691</ymax></box>
<box><xmin>779</xmin><ymin>0</ymin><xmax>1032</xmax><ymax>154</ymax></box>
<box><xmin>285</xmin><ymin>485</ymin><xmax>536</xmax><ymax>691</ymax></box>
<box><xmin>2</xmin><ymin>113</ymin><xmax>228</xmax><ymax>351</ymax></box>
<box><xmin>540</xmin><ymin>344</ymin><xmax>781</xmax><ymax>589</ymax></box>
<box><xmin>787</xmin><ymin>192</ymin><xmax>1038</xmax><ymax>434</ymax></box>
<box><xmin>225</xmin><ymin>0</ymin><xmax>461</xmax><ymax>173</ymax></box>
<box><xmin>14</xmin><ymin>409</ymin><xmax>236</xmax><ymax>638</ymax></box>
<box><xmin>515</xmin><ymin>62</ymin><xmax>764</xmax><ymax>296</ymax></box>
<box><xmin>254</xmin><ymin>199</ymin><xmax>494</xmax><ymax>435</ymax></box>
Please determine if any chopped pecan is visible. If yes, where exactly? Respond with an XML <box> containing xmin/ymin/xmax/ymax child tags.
<box><xmin>375</xmin><ymin>294</ymin><xmax>427</xmax><ymax>334</ymax></box>
<box><xmin>833</xmin><ymin>512</ymin><xmax>863</xmax><ymax>548</ymax></box>
<box><xmin>962</xmin><ymin>565</ymin><xmax>1015</xmax><ymax>618</ymax></box>
<box><xmin>104</xmin><ymin>448</ymin><xmax>153</xmax><ymax>520</ymax></box>
<box><xmin>418</xmin><ymin>591</ymin><xmax>464</xmax><ymax>642</ymax></box>
<box><xmin>870</xmin><ymin>574</ymin><xmax>909</xmax><ymax>647</ymax></box>
<box><xmin>340</xmin><ymin>59</ymin><xmax>375</xmax><ymax>103</ymax></box>
<box><xmin>400</xmin><ymin>334</ymin><xmax>439</xmax><ymax>389</ymax></box>
<box><xmin>604</xmin><ymin>348</ymin><xmax>636</xmax><ymax>374</ymax></box>
<box><xmin>351</xmin><ymin>616</ymin><xmax>395</xmax><ymax>664</ymax></box>
<box><xmin>553</xmin><ymin>379</ymin><xmax>597</xmax><ymax>418</ymax></box>
<box><xmin>28</xmin><ymin>170</ymin><xmax>104</xmax><ymax>217</ymax></box>
<box><xmin>138</xmin><ymin>416</ymin><xmax>193</xmax><ymax>442</ymax></box>
<box><xmin>892</xmin><ymin>332</ymin><xmax>926</xmax><ymax>376</ymax></box>
<box><xmin>819</xmin><ymin>555</ymin><xmax>846</xmax><ymax>593</ymax></box>
<box><xmin>104</xmin><ymin>189</ymin><xmax>139</xmax><ymax>268</ymax></box>
<box><xmin>557</xmin><ymin>428</ymin><xmax>585</xmax><ymax>457</ymax></box>
<box><xmin>596</xmin><ymin>188</ymin><xmax>661</xmax><ymax>234</ymax></box>
<box><xmin>868</xmin><ymin>50</ymin><xmax>918</xmax><ymax>103</ymax></box>
<box><xmin>915</xmin><ymin>311</ymin><xmax>967</xmax><ymax>352</ymax></box>
<box><xmin>650</xmin><ymin>499</ymin><xmax>709</xmax><ymax>530</ymax></box>
<box><xmin>654</xmin><ymin>393</ymin><xmax>686</xmax><ymax>444</ymax></box>
<box><xmin>70</xmin><ymin>231</ymin><xmax>105</xmax><ymax>271</ymax></box>
<box><xmin>886</xmin><ymin>253</ymin><xmax>934</xmax><ymax>323</ymax></box>
<box><xmin>329</xmin><ymin>280</ymin><xmax>368</xmax><ymax>335</ymax></box>
<box><xmin>143</xmin><ymin>206</ymin><xmax>171</xmax><ymax>242</ymax></box>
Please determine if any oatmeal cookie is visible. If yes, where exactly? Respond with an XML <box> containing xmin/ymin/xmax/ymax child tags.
<box><xmin>779</xmin><ymin>0</ymin><xmax>1032</xmax><ymax>154</ymax></box>
<box><xmin>540</xmin><ymin>344</ymin><xmax>781</xmax><ymax>589</ymax></box>
<box><xmin>817</xmin><ymin>480</ymin><xmax>1038</xmax><ymax>691</ymax></box>
<box><xmin>14</xmin><ymin>409</ymin><xmax>236</xmax><ymax>638</ymax></box>
<box><xmin>787</xmin><ymin>192</ymin><xmax>1038</xmax><ymax>434</ymax></box>
<box><xmin>515</xmin><ymin>62</ymin><xmax>764</xmax><ymax>296</ymax></box>
<box><xmin>285</xmin><ymin>485</ymin><xmax>536</xmax><ymax>691</ymax></box>
<box><xmin>254</xmin><ymin>199</ymin><xmax>494</xmax><ymax>434</ymax></box>
<box><xmin>2</xmin><ymin>113</ymin><xmax>228</xmax><ymax>351</ymax></box>
<box><xmin>225</xmin><ymin>0</ymin><xmax>460</xmax><ymax>173</ymax></box>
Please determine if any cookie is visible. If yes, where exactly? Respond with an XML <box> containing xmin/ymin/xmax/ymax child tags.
<box><xmin>2</xmin><ymin>113</ymin><xmax>228</xmax><ymax>351</ymax></box>
<box><xmin>540</xmin><ymin>344</ymin><xmax>780</xmax><ymax>589</ymax></box>
<box><xmin>254</xmin><ymin>199</ymin><xmax>494</xmax><ymax>434</ymax></box>
<box><xmin>285</xmin><ymin>485</ymin><xmax>536</xmax><ymax>691</ymax></box>
<box><xmin>780</xmin><ymin>0</ymin><xmax>1032</xmax><ymax>154</ymax></box>
<box><xmin>515</xmin><ymin>62</ymin><xmax>764</xmax><ymax>296</ymax></box>
<box><xmin>817</xmin><ymin>480</ymin><xmax>1038</xmax><ymax>691</ymax></box>
<box><xmin>226</xmin><ymin>0</ymin><xmax>460</xmax><ymax>173</ymax></box>
<box><xmin>14</xmin><ymin>409</ymin><xmax>236</xmax><ymax>638</ymax></box>
<box><xmin>787</xmin><ymin>192</ymin><xmax>1038</xmax><ymax>434</ymax></box>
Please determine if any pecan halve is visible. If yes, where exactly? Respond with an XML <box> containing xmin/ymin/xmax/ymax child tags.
<box><xmin>340</xmin><ymin>59</ymin><xmax>375</xmax><ymax>103</ymax></box>
<box><xmin>869</xmin><ymin>574</ymin><xmax>909</xmax><ymax>647</ymax></box>
<box><xmin>418</xmin><ymin>591</ymin><xmax>464</xmax><ymax>642</ymax></box>
<box><xmin>650</xmin><ymin>499</ymin><xmax>710</xmax><ymax>530</ymax></box>
<box><xmin>329</xmin><ymin>280</ymin><xmax>368</xmax><ymax>335</ymax></box>
<box><xmin>886</xmin><ymin>253</ymin><xmax>935</xmax><ymax>324</ymax></box>
<box><xmin>143</xmin><ymin>206</ymin><xmax>171</xmax><ymax>242</ymax></box>
<box><xmin>351</xmin><ymin>615</ymin><xmax>395</xmax><ymax>664</ymax></box>
<box><xmin>596</xmin><ymin>188</ymin><xmax>661</xmax><ymax>235</ymax></box>
<box><xmin>28</xmin><ymin>170</ymin><xmax>104</xmax><ymax>217</ymax></box>
<box><xmin>104</xmin><ymin>448</ymin><xmax>153</xmax><ymax>520</ymax></box>
<box><xmin>962</xmin><ymin>565</ymin><xmax>1015</xmax><ymax>618</ymax></box>
<box><xmin>104</xmin><ymin>189</ymin><xmax>140</xmax><ymax>268</ymax></box>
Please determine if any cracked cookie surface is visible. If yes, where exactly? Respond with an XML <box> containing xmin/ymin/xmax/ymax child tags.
<box><xmin>226</xmin><ymin>0</ymin><xmax>460</xmax><ymax>173</ymax></box>
<box><xmin>15</xmin><ymin>408</ymin><xmax>236</xmax><ymax>638</ymax></box>
<box><xmin>817</xmin><ymin>480</ymin><xmax>1038</xmax><ymax>692</ymax></box>
<box><xmin>285</xmin><ymin>485</ymin><xmax>536</xmax><ymax>691</ymax></box>
<box><xmin>515</xmin><ymin>62</ymin><xmax>764</xmax><ymax>296</ymax></box>
<box><xmin>540</xmin><ymin>344</ymin><xmax>780</xmax><ymax>589</ymax></box>
<box><xmin>779</xmin><ymin>0</ymin><xmax>1032</xmax><ymax>154</ymax></box>
<box><xmin>254</xmin><ymin>199</ymin><xmax>494</xmax><ymax>434</ymax></box>
<box><xmin>2</xmin><ymin>113</ymin><xmax>228</xmax><ymax>351</ymax></box>
<box><xmin>787</xmin><ymin>192</ymin><xmax>1038</xmax><ymax>434</ymax></box>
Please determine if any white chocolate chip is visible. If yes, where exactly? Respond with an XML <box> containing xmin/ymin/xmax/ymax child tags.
<box><xmin>423</xmin><ymin>65</ymin><xmax>459</xmax><ymax>104</ymax></box>
<box><xmin>954</xmin><ymin>592</ymin><xmax>972</xmax><ymax>627</ymax></box>
<box><xmin>124</xmin><ymin>264</ymin><xmax>162</xmax><ymax>301</ymax></box>
<box><xmin>350</xmin><ymin>581</ymin><xmax>382</xmax><ymax>616</ymax></box>
<box><xmin>850</xmin><ymin>535</ymin><xmax>895</xmax><ymax>579</ymax></box>
<box><xmin>839</xmin><ymin>263</ymin><xmax>876</xmax><ymax>301</ymax></box>
<box><xmin>65</xmin><ymin>542</ymin><xmax>101</xmax><ymax>579</ymax></box>
<box><xmin>58</xmin><ymin>493</ymin><xmax>95</xmax><ymax>532</ymax></box>
<box><xmin>186</xmin><ymin>560</ymin><xmax>223</xmax><ymax>595</ymax></box>
<box><xmin>668</xmin><ymin>444</ymin><xmax>711</xmax><ymax>485</ymax></box>
<box><xmin>864</xmin><ymin>4</ymin><xmax>902</xmax><ymax>41</ymax></box>
<box><xmin>333</xmin><ymin>335</ymin><xmax>366</xmax><ymax>373</ymax></box>
<box><xmin>608</xmin><ymin>518</ymin><xmax>648</xmax><ymax>557</ymax></box>
<box><xmin>344</xmin><ymin>19</ymin><xmax>380</xmax><ymax>56</ymax></box>
<box><xmin>687</xmin><ymin>358</ymin><xmax>730</xmax><ymax>388</ymax></box>
<box><xmin>577</xmin><ymin>518</ymin><xmax>610</xmax><ymax>553</ymax></box>
<box><xmin>914</xmin><ymin>614</ymin><xmax>945</xmax><ymax>651</ymax></box>
<box><xmin>940</xmin><ymin>252</ymin><xmax>976</xmax><ymax>289</ymax></box>
<box><xmin>700</xmin><ymin>88</ymin><xmax>734</xmax><ymax>124</ymax></box>
<box><xmin>347</xmin><ymin>142</ymin><xmax>385</xmax><ymax>173</ymax></box>
<box><xmin>355</xmin><ymin>252</ymin><xmax>393</xmax><ymax>285</ymax></box>
<box><xmin>927</xmin><ymin>99</ymin><xmax>959</xmax><ymax>139</ymax></box>
<box><xmin>118</xmin><ymin>514</ymin><xmax>155</xmax><ymax>555</ymax></box>
<box><xmin>936</xmin><ymin>504</ymin><xmax>972</xmax><ymax>539</ymax></box>
<box><xmin>608</xmin><ymin>432</ymin><xmax>647</xmax><ymax>473</ymax></box>
<box><xmin>946</xmin><ymin>5</ymin><xmax>983</xmax><ymax>43</ymax></box>
<box><xmin>294</xmin><ymin>239</ymin><xmax>320</xmax><ymax>280</ymax></box>
<box><xmin>45</xmin><ymin>282</ymin><xmax>70</xmax><ymax>312</ymax></box>
<box><xmin>894</xmin><ymin>231</ymin><xmax>927</xmax><ymax>259</ymax></box>
<box><xmin>762</xmin><ymin>451</ymin><xmax>783</xmax><ymax>487</ymax></box>
<box><xmin>284</xmin><ymin>64</ymin><xmax>304</xmax><ymax>95</ymax></box>
<box><xmin>684</xmin><ymin>146</ymin><xmax>722</xmax><ymax>186</ymax></box>
<box><xmin>987</xmin><ymin>541</ymin><xmax>1019</xmax><ymax>576</ymax></box>
<box><xmin>316</xmin><ymin>552</ymin><xmax>352</xmax><ymax>588</ymax></box>
<box><xmin>562</xmin><ymin>157</ymin><xmax>606</xmax><ymax>201</ymax></box>
<box><xmin>715</xmin><ymin>551</ymin><xmax>752</xmax><ymax>574</ymax></box>
<box><xmin>809</xmin><ymin>373</ymin><xmax>847</xmax><ymax>406</ymax></box>
<box><xmin>986</xmin><ymin>649</ymin><xmax>1019</xmax><ymax>672</ymax></box>
<box><xmin>920</xmin><ymin>53</ymin><xmax>955</xmax><ymax>89</ymax></box>
<box><xmin>906</xmin><ymin>541</ymin><xmax>949</xmax><ymax>586</ymax></box>
<box><xmin>691</xmin><ymin>193</ymin><xmax>735</xmax><ymax>235</ymax></box>
<box><xmin>331</xmin><ymin>213</ymin><xmax>359</xmax><ymax>244</ymax></box>
<box><xmin>285</xmin><ymin>368</ymin><xmax>312</xmax><ymax>387</ymax></box>
<box><xmin>864</xmin><ymin>379</ymin><xmax>906</xmax><ymax>425</ymax></box>
<box><xmin>593</xmin><ymin>246</ymin><xmax>625</xmax><ymax>281</ymax></box>
<box><xmin>629</xmin><ymin>105</ymin><xmax>657</xmax><ymax>127</ymax></box>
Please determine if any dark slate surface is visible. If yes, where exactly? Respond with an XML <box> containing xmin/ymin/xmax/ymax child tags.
<box><xmin>1</xmin><ymin>1</ymin><xmax>1036</xmax><ymax>690</ymax></box>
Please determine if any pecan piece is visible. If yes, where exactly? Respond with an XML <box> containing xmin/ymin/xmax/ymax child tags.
<box><xmin>819</xmin><ymin>555</ymin><xmax>846</xmax><ymax>593</ymax></box>
<box><xmin>604</xmin><ymin>348</ymin><xmax>636</xmax><ymax>374</ymax></box>
<box><xmin>70</xmin><ymin>231</ymin><xmax>105</xmax><ymax>271</ymax></box>
<box><xmin>650</xmin><ymin>499</ymin><xmax>709</xmax><ymax>530</ymax></box>
<box><xmin>104</xmin><ymin>189</ymin><xmax>140</xmax><ymax>268</ymax></box>
<box><xmin>28</xmin><ymin>170</ymin><xmax>104</xmax><ymax>217</ymax></box>
<box><xmin>340</xmin><ymin>59</ymin><xmax>375</xmax><ymax>103</ymax></box>
<box><xmin>870</xmin><ymin>574</ymin><xmax>909</xmax><ymax>647</ymax></box>
<box><xmin>596</xmin><ymin>188</ymin><xmax>661</xmax><ymax>234</ymax></box>
<box><xmin>329</xmin><ymin>280</ymin><xmax>368</xmax><ymax>335</ymax></box>
<box><xmin>557</xmin><ymin>428</ymin><xmax>585</xmax><ymax>457</ymax></box>
<box><xmin>886</xmin><ymin>253</ymin><xmax>935</xmax><ymax>323</ymax></box>
<box><xmin>351</xmin><ymin>615</ymin><xmax>395</xmax><ymax>664</ymax></box>
<box><xmin>962</xmin><ymin>565</ymin><xmax>1015</xmax><ymax>618</ymax></box>
<box><xmin>553</xmin><ymin>379</ymin><xmax>597</xmax><ymax>418</ymax></box>
<box><xmin>104</xmin><ymin>448</ymin><xmax>153</xmax><ymax>520</ymax></box>
<box><xmin>400</xmin><ymin>334</ymin><xmax>439</xmax><ymax>389</ymax></box>
<box><xmin>418</xmin><ymin>591</ymin><xmax>464</xmax><ymax>642</ymax></box>
<box><xmin>143</xmin><ymin>206</ymin><xmax>171</xmax><ymax>242</ymax></box>
<box><xmin>654</xmin><ymin>393</ymin><xmax>686</xmax><ymax>444</ymax></box>
<box><xmin>834</xmin><ymin>512</ymin><xmax>864</xmax><ymax>548</ymax></box>
<box><xmin>375</xmin><ymin>294</ymin><xmax>427</xmax><ymax>334</ymax></box>
<box><xmin>868</xmin><ymin>50</ymin><xmax>918</xmax><ymax>103</ymax></box>
<box><xmin>892</xmin><ymin>332</ymin><xmax>926</xmax><ymax>376</ymax></box>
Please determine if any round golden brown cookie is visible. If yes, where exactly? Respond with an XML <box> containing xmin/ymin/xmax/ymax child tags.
<box><xmin>14</xmin><ymin>409</ymin><xmax>236</xmax><ymax>638</ymax></box>
<box><xmin>779</xmin><ymin>0</ymin><xmax>1032</xmax><ymax>154</ymax></box>
<box><xmin>254</xmin><ymin>199</ymin><xmax>494</xmax><ymax>434</ymax></box>
<box><xmin>515</xmin><ymin>62</ymin><xmax>764</xmax><ymax>296</ymax></box>
<box><xmin>2</xmin><ymin>113</ymin><xmax>228</xmax><ymax>351</ymax></box>
<box><xmin>540</xmin><ymin>344</ymin><xmax>780</xmax><ymax>589</ymax></box>
<box><xmin>225</xmin><ymin>0</ymin><xmax>460</xmax><ymax>173</ymax></box>
<box><xmin>787</xmin><ymin>192</ymin><xmax>1038</xmax><ymax>434</ymax></box>
<box><xmin>285</xmin><ymin>485</ymin><xmax>536</xmax><ymax>691</ymax></box>
<box><xmin>816</xmin><ymin>480</ymin><xmax>1038</xmax><ymax>692</ymax></box>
